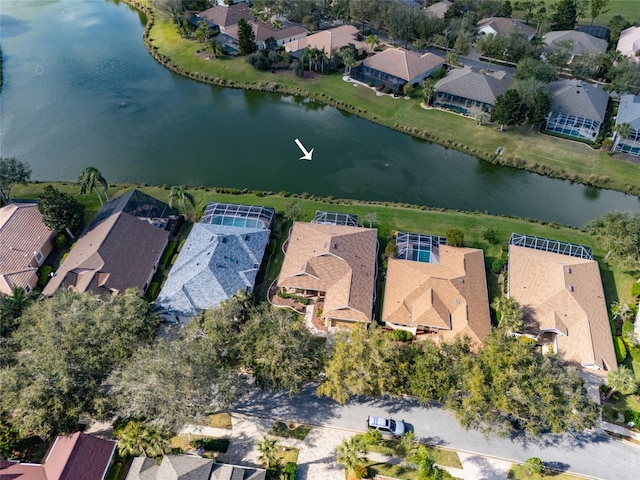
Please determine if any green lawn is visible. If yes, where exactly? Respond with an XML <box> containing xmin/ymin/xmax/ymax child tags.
<box><xmin>135</xmin><ymin>4</ymin><xmax>640</xmax><ymax>196</ymax></box>
<box><xmin>508</xmin><ymin>464</ymin><xmax>588</xmax><ymax>480</ymax></box>
<box><xmin>13</xmin><ymin>182</ymin><xmax>637</xmax><ymax>305</ymax></box>
<box><xmin>542</xmin><ymin>0</ymin><xmax>640</xmax><ymax>24</ymax></box>
<box><xmin>269</xmin><ymin>421</ymin><xmax>312</xmax><ymax>440</ymax></box>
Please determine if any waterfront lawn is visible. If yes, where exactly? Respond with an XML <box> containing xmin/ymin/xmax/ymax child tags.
<box><xmin>541</xmin><ymin>0</ymin><xmax>640</xmax><ymax>24</ymax></box>
<box><xmin>14</xmin><ymin>183</ymin><xmax>636</xmax><ymax>305</ymax></box>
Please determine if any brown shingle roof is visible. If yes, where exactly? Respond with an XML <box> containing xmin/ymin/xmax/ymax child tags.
<box><xmin>382</xmin><ymin>246</ymin><xmax>491</xmax><ymax>346</ymax></box>
<box><xmin>42</xmin><ymin>212</ymin><xmax>169</xmax><ymax>296</ymax></box>
<box><xmin>284</xmin><ymin>25</ymin><xmax>369</xmax><ymax>58</ymax></box>
<box><xmin>226</xmin><ymin>20</ymin><xmax>306</xmax><ymax>43</ymax></box>
<box><xmin>508</xmin><ymin>245</ymin><xmax>617</xmax><ymax>374</ymax></box>
<box><xmin>0</xmin><ymin>432</ymin><xmax>116</xmax><ymax>480</ymax></box>
<box><xmin>277</xmin><ymin>222</ymin><xmax>377</xmax><ymax>323</ymax></box>
<box><xmin>361</xmin><ymin>48</ymin><xmax>445</xmax><ymax>82</ymax></box>
<box><xmin>0</xmin><ymin>203</ymin><xmax>55</xmax><ymax>295</ymax></box>
<box><xmin>477</xmin><ymin>17</ymin><xmax>536</xmax><ymax>37</ymax></box>
<box><xmin>198</xmin><ymin>3</ymin><xmax>251</xmax><ymax>29</ymax></box>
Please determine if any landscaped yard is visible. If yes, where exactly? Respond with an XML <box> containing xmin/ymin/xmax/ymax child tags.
<box><xmin>269</xmin><ymin>421</ymin><xmax>312</xmax><ymax>441</ymax></box>
<box><xmin>508</xmin><ymin>464</ymin><xmax>589</xmax><ymax>480</ymax></box>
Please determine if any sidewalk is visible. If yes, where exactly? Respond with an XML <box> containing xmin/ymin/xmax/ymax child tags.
<box><xmin>180</xmin><ymin>413</ymin><xmax>516</xmax><ymax>480</ymax></box>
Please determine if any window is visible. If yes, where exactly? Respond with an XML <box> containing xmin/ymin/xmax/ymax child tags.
<box><xmin>34</xmin><ymin>251</ymin><xmax>44</xmax><ymax>264</ymax></box>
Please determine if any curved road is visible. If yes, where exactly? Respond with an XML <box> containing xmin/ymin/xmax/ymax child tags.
<box><xmin>234</xmin><ymin>384</ymin><xmax>639</xmax><ymax>480</ymax></box>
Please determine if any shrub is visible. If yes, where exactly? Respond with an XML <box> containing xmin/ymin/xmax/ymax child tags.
<box><xmin>524</xmin><ymin>457</ymin><xmax>543</xmax><ymax>475</ymax></box>
<box><xmin>491</xmin><ymin>258</ymin><xmax>504</xmax><ymax>274</ymax></box>
<box><xmin>446</xmin><ymin>229</ymin><xmax>464</xmax><ymax>247</ymax></box>
<box><xmin>622</xmin><ymin>321</ymin><xmax>635</xmax><ymax>341</ymax></box>
<box><xmin>391</xmin><ymin>329</ymin><xmax>413</xmax><ymax>342</ymax></box>
<box><xmin>364</xmin><ymin>428</ymin><xmax>383</xmax><ymax>445</ymax></box>
<box><xmin>146</xmin><ymin>282</ymin><xmax>160</xmax><ymax>301</ymax></box>
<box><xmin>160</xmin><ymin>242</ymin><xmax>178</xmax><ymax>267</ymax></box>
<box><xmin>632</xmin><ymin>282</ymin><xmax>640</xmax><ymax>297</ymax></box>
<box><xmin>191</xmin><ymin>437</ymin><xmax>229</xmax><ymax>453</ymax></box>
<box><xmin>614</xmin><ymin>336</ymin><xmax>628</xmax><ymax>363</ymax></box>
<box><xmin>276</xmin><ymin>290</ymin><xmax>309</xmax><ymax>305</ymax></box>
<box><xmin>37</xmin><ymin>265</ymin><xmax>53</xmax><ymax>289</ymax></box>
<box><xmin>353</xmin><ymin>464</ymin><xmax>368</xmax><ymax>479</ymax></box>
<box><xmin>283</xmin><ymin>462</ymin><xmax>297</xmax><ymax>480</ymax></box>
<box><xmin>624</xmin><ymin>409</ymin><xmax>640</xmax><ymax>427</ymax></box>
<box><xmin>482</xmin><ymin>227</ymin><xmax>499</xmax><ymax>244</ymax></box>
<box><xmin>53</xmin><ymin>234</ymin><xmax>67</xmax><ymax>249</ymax></box>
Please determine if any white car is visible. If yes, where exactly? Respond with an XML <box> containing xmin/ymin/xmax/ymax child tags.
<box><xmin>366</xmin><ymin>415</ymin><xmax>406</xmax><ymax>437</ymax></box>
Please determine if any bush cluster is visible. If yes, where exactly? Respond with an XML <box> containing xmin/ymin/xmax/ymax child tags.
<box><xmin>276</xmin><ymin>290</ymin><xmax>309</xmax><ymax>305</ymax></box>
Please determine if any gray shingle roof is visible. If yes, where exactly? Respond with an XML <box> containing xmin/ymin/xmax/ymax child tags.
<box><xmin>156</xmin><ymin>455</ymin><xmax>213</xmax><ymax>480</ymax></box>
<box><xmin>156</xmin><ymin>223</ymin><xmax>270</xmax><ymax>318</ymax></box>
<box><xmin>548</xmin><ymin>79</ymin><xmax>609</xmax><ymax>122</ymax></box>
<box><xmin>125</xmin><ymin>457</ymin><xmax>159</xmax><ymax>480</ymax></box>
<box><xmin>434</xmin><ymin>67</ymin><xmax>514</xmax><ymax>106</ymax></box>
<box><xmin>543</xmin><ymin>30</ymin><xmax>608</xmax><ymax>56</ymax></box>
<box><xmin>210</xmin><ymin>464</ymin><xmax>266</xmax><ymax>480</ymax></box>
<box><xmin>616</xmin><ymin>94</ymin><xmax>640</xmax><ymax>130</ymax></box>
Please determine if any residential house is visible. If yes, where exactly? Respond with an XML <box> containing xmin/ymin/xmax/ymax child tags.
<box><xmin>350</xmin><ymin>48</ymin><xmax>445</xmax><ymax>94</ymax></box>
<box><xmin>432</xmin><ymin>66</ymin><xmax>513</xmax><ymax>116</ymax></box>
<box><xmin>545</xmin><ymin>79</ymin><xmax>609</xmax><ymax>142</ymax></box>
<box><xmin>425</xmin><ymin>0</ymin><xmax>452</xmax><ymax>19</ymax></box>
<box><xmin>188</xmin><ymin>2</ymin><xmax>251</xmax><ymax>32</ymax></box>
<box><xmin>284</xmin><ymin>25</ymin><xmax>369</xmax><ymax>59</ymax></box>
<box><xmin>41</xmin><ymin>190</ymin><xmax>177</xmax><ymax>297</ymax></box>
<box><xmin>616</xmin><ymin>26</ymin><xmax>640</xmax><ymax>64</ymax></box>
<box><xmin>382</xmin><ymin>233</ymin><xmax>491</xmax><ymax>346</ymax></box>
<box><xmin>226</xmin><ymin>20</ymin><xmax>307</xmax><ymax>51</ymax></box>
<box><xmin>155</xmin><ymin>202</ymin><xmax>274</xmax><ymax>323</ymax></box>
<box><xmin>477</xmin><ymin>17</ymin><xmax>536</xmax><ymax>41</ymax></box>
<box><xmin>543</xmin><ymin>30</ymin><xmax>608</xmax><ymax>63</ymax></box>
<box><xmin>125</xmin><ymin>455</ymin><xmax>266</xmax><ymax>480</ymax></box>
<box><xmin>277</xmin><ymin>211</ymin><xmax>377</xmax><ymax>328</ymax></box>
<box><xmin>507</xmin><ymin>233</ymin><xmax>617</xmax><ymax>374</ymax></box>
<box><xmin>574</xmin><ymin>25</ymin><xmax>610</xmax><ymax>41</ymax></box>
<box><xmin>0</xmin><ymin>432</ymin><xmax>116</xmax><ymax>480</ymax></box>
<box><xmin>0</xmin><ymin>202</ymin><xmax>55</xmax><ymax>295</ymax></box>
<box><xmin>612</xmin><ymin>94</ymin><xmax>640</xmax><ymax>157</ymax></box>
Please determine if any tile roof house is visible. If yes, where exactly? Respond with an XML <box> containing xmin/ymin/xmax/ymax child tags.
<box><xmin>0</xmin><ymin>432</ymin><xmax>116</xmax><ymax>480</ymax></box>
<box><xmin>277</xmin><ymin>219</ymin><xmax>377</xmax><ymax>328</ymax></box>
<box><xmin>433</xmin><ymin>66</ymin><xmax>513</xmax><ymax>116</ymax></box>
<box><xmin>383</xmin><ymin>236</ymin><xmax>491</xmax><ymax>346</ymax></box>
<box><xmin>125</xmin><ymin>455</ymin><xmax>266</xmax><ymax>480</ymax></box>
<box><xmin>41</xmin><ymin>190</ymin><xmax>176</xmax><ymax>297</ymax></box>
<box><xmin>477</xmin><ymin>17</ymin><xmax>536</xmax><ymax>41</ymax></box>
<box><xmin>616</xmin><ymin>26</ymin><xmax>640</xmax><ymax>64</ymax></box>
<box><xmin>188</xmin><ymin>2</ymin><xmax>251</xmax><ymax>32</ymax></box>
<box><xmin>226</xmin><ymin>20</ymin><xmax>307</xmax><ymax>50</ymax></box>
<box><xmin>543</xmin><ymin>30</ymin><xmax>608</xmax><ymax>63</ymax></box>
<box><xmin>155</xmin><ymin>202</ymin><xmax>274</xmax><ymax>323</ymax></box>
<box><xmin>545</xmin><ymin>79</ymin><xmax>609</xmax><ymax>142</ymax></box>
<box><xmin>507</xmin><ymin>234</ymin><xmax>617</xmax><ymax>374</ymax></box>
<box><xmin>0</xmin><ymin>203</ymin><xmax>55</xmax><ymax>295</ymax></box>
<box><xmin>284</xmin><ymin>25</ymin><xmax>369</xmax><ymax>59</ymax></box>
<box><xmin>612</xmin><ymin>94</ymin><xmax>640</xmax><ymax>157</ymax></box>
<box><xmin>350</xmin><ymin>48</ymin><xmax>445</xmax><ymax>94</ymax></box>
<box><xmin>425</xmin><ymin>0</ymin><xmax>452</xmax><ymax>19</ymax></box>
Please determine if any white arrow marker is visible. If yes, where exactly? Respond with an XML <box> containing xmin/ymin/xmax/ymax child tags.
<box><xmin>294</xmin><ymin>138</ymin><xmax>314</xmax><ymax>161</ymax></box>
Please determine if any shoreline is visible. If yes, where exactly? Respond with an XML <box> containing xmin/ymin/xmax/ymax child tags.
<box><xmin>123</xmin><ymin>0</ymin><xmax>640</xmax><ymax>198</ymax></box>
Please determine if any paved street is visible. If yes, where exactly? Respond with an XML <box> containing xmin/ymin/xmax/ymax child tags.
<box><xmin>233</xmin><ymin>384</ymin><xmax>640</xmax><ymax>480</ymax></box>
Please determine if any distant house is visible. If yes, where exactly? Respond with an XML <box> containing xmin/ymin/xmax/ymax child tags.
<box><xmin>0</xmin><ymin>203</ymin><xmax>55</xmax><ymax>295</ymax></box>
<box><xmin>42</xmin><ymin>190</ymin><xmax>177</xmax><ymax>297</ymax></box>
<box><xmin>0</xmin><ymin>432</ymin><xmax>116</xmax><ymax>480</ymax></box>
<box><xmin>543</xmin><ymin>30</ymin><xmax>608</xmax><ymax>63</ymax></box>
<box><xmin>545</xmin><ymin>79</ymin><xmax>609</xmax><ymax>142</ymax></box>
<box><xmin>125</xmin><ymin>455</ymin><xmax>266</xmax><ymax>480</ymax></box>
<box><xmin>432</xmin><ymin>66</ymin><xmax>513</xmax><ymax>116</ymax></box>
<box><xmin>612</xmin><ymin>94</ymin><xmax>640</xmax><ymax>157</ymax></box>
<box><xmin>226</xmin><ymin>20</ymin><xmax>307</xmax><ymax>51</ymax></box>
<box><xmin>425</xmin><ymin>0</ymin><xmax>452</xmax><ymax>19</ymax></box>
<box><xmin>350</xmin><ymin>48</ymin><xmax>445</xmax><ymax>94</ymax></box>
<box><xmin>477</xmin><ymin>17</ymin><xmax>536</xmax><ymax>41</ymax></box>
<box><xmin>507</xmin><ymin>233</ymin><xmax>617</xmax><ymax>374</ymax></box>
<box><xmin>188</xmin><ymin>2</ymin><xmax>251</xmax><ymax>32</ymax></box>
<box><xmin>155</xmin><ymin>203</ymin><xmax>274</xmax><ymax>323</ymax></box>
<box><xmin>277</xmin><ymin>211</ymin><xmax>377</xmax><ymax>328</ymax></box>
<box><xmin>284</xmin><ymin>25</ymin><xmax>369</xmax><ymax>59</ymax></box>
<box><xmin>616</xmin><ymin>26</ymin><xmax>640</xmax><ymax>64</ymax></box>
<box><xmin>382</xmin><ymin>233</ymin><xmax>491</xmax><ymax>346</ymax></box>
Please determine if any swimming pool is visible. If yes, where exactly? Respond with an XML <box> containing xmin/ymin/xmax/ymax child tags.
<box><xmin>410</xmin><ymin>247</ymin><xmax>431</xmax><ymax>263</ymax></box>
<box><xmin>211</xmin><ymin>216</ymin><xmax>264</xmax><ymax>229</ymax></box>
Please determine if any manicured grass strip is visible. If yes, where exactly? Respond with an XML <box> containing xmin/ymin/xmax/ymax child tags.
<box><xmin>206</xmin><ymin>412</ymin><xmax>233</xmax><ymax>429</ymax></box>
<box><xmin>269</xmin><ymin>421</ymin><xmax>312</xmax><ymax>440</ymax></box>
<box><xmin>191</xmin><ymin>437</ymin><xmax>229</xmax><ymax>453</ymax></box>
<box><xmin>508</xmin><ymin>464</ymin><xmax>587</xmax><ymax>480</ymax></box>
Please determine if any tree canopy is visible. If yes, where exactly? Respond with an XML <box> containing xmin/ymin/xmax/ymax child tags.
<box><xmin>0</xmin><ymin>158</ymin><xmax>31</xmax><ymax>204</ymax></box>
<box><xmin>238</xmin><ymin>18</ymin><xmax>257</xmax><ymax>55</ymax></box>
<box><xmin>550</xmin><ymin>0</ymin><xmax>578</xmax><ymax>30</ymax></box>
<box><xmin>37</xmin><ymin>185</ymin><xmax>85</xmax><ymax>238</ymax></box>
<box><xmin>0</xmin><ymin>289</ymin><xmax>158</xmax><ymax>438</ymax></box>
<box><xmin>492</xmin><ymin>89</ymin><xmax>526</xmax><ymax>130</ymax></box>
<box><xmin>588</xmin><ymin>211</ymin><xmax>640</xmax><ymax>271</ymax></box>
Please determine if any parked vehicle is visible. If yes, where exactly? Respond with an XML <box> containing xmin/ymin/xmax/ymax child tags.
<box><xmin>366</xmin><ymin>415</ymin><xmax>406</xmax><ymax>437</ymax></box>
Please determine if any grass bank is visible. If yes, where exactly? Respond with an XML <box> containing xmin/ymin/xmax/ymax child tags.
<box><xmin>124</xmin><ymin>0</ymin><xmax>640</xmax><ymax>196</ymax></box>
<box><xmin>13</xmin><ymin>181</ymin><xmax>637</xmax><ymax>305</ymax></box>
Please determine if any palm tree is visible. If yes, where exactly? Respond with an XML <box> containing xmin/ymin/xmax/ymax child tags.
<box><xmin>365</xmin><ymin>34</ymin><xmax>380</xmax><ymax>52</ymax></box>
<box><xmin>615</xmin><ymin>122</ymin><xmax>633</xmax><ymax>140</ymax></box>
<box><xmin>491</xmin><ymin>296</ymin><xmax>524</xmax><ymax>334</ymax></box>
<box><xmin>606</xmin><ymin>366</ymin><xmax>638</xmax><ymax>398</ymax></box>
<box><xmin>409</xmin><ymin>445</ymin><xmax>435</xmax><ymax>480</ymax></box>
<box><xmin>336</xmin><ymin>436</ymin><xmax>367</xmax><ymax>477</ymax></box>
<box><xmin>115</xmin><ymin>419</ymin><xmax>167</xmax><ymax>458</ymax></box>
<box><xmin>208</xmin><ymin>39</ymin><xmax>224</xmax><ymax>59</ymax></box>
<box><xmin>77</xmin><ymin>166</ymin><xmax>109</xmax><ymax>206</ymax></box>
<box><xmin>168</xmin><ymin>185</ymin><xmax>196</xmax><ymax>215</ymax></box>
<box><xmin>256</xmin><ymin>435</ymin><xmax>279</xmax><ymax>470</ymax></box>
